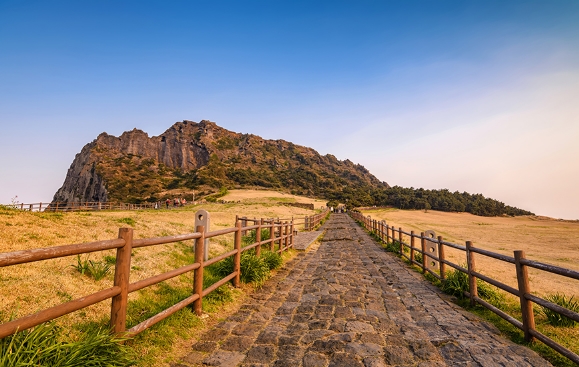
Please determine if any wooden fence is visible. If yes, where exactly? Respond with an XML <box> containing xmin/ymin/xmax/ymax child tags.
<box><xmin>350</xmin><ymin>210</ymin><xmax>579</xmax><ymax>365</ymax></box>
<box><xmin>2</xmin><ymin>201</ymin><xmax>168</xmax><ymax>212</ymax></box>
<box><xmin>236</xmin><ymin>208</ymin><xmax>330</xmax><ymax>233</ymax></box>
<box><xmin>0</xmin><ymin>211</ymin><xmax>303</xmax><ymax>339</ymax></box>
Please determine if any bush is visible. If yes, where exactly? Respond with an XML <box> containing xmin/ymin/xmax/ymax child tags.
<box><xmin>414</xmin><ymin>252</ymin><xmax>423</xmax><ymax>264</ymax></box>
<box><xmin>385</xmin><ymin>240</ymin><xmax>400</xmax><ymax>253</ymax></box>
<box><xmin>261</xmin><ymin>251</ymin><xmax>283</xmax><ymax>270</ymax></box>
<box><xmin>440</xmin><ymin>267</ymin><xmax>502</xmax><ymax>303</ymax></box>
<box><xmin>0</xmin><ymin>323</ymin><xmax>134</xmax><ymax>366</ymax></box>
<box><xmin>202</xmin><ymin>270</ymin><xmax>233</xmax><ymax>304</ymax></box>
<box><xmin>541</xmin><ymin>294</ymin><xmax>579</xmax><ymax>327</ymax></box>
<box><xmin>211</xmin><ymin>252</ymin><xmax>271</xmax><ymax>287</ymax></box>
<box><xmin>242</xmin><ymin>228</ymin><xmax>271</xmax><ymax>246</ymax></box>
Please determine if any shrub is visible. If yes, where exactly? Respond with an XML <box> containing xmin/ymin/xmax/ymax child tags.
<box><xmin>440</xmin><ymin>267</ymin><xmax>502</xmax><ymax>303</ymax></box>
<box><xmin>211</xmin><ymin>252</ymin><xmax>271</xmax><ymax>287</ymax></box>
<box><xmin>202</xmin><ymin>270</ymin><xmax>233</xmax><ymax>304</ymax></box>
<box><xmin>385</xmin><ymin>240</ymin><xmax>401</xmax><ymax>253</ymax></box>
<box><xmin>261</xmin><ymin>251</ymin><xmax>283</xmax><ymax>270</ymax></box>
<box><xmin>541</xmin><ymin>294</ymin><xmax>579</xmax><ymax>327</ymax></box>
<box><xmin>414</xmin><ymin>252</ymin><xmax>423</xmax><ymax>264</ymax></box>
<box><xmin>242</xmin><ymin>228</ymin><xmax>271</xmax><ymax>246</ymax></box>
<box><xmin>0</xmin><ymin>322</ymin><xmax>134</xmax><ymax>366</ymax></box>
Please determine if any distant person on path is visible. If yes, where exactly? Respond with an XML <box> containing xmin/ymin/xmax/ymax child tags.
<box><xmin>165</xmin><ymin>199</ymin><xmax>170</xmax><ymax>209</ymax></box>
<box><xmin>174</xmin><ymin>198</ymin><xmax>179</xmax><ymax>207</ymax></box>
<box><xmin>181</xmin><ymin>198</ymin><xmax>186</xmax><ymax>206</ymax></box>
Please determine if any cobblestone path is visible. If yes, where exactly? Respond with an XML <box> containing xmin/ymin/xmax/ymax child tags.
<box><xmin>177</xmin><ymin>214</ymin><xmax>552</xmax><ymax>367</ymax></box>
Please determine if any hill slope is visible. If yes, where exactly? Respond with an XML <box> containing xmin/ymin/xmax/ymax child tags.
<box><xmin>51</xmin><ymin>120</ymin><xmax>389</xmax><ymax>205</ymax></box>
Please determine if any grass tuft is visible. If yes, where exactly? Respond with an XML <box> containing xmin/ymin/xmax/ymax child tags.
<box><xmin>118</xmin><ymin>217</ymin><xmax>136</xmax><ymax>226</ymax></box>
<box><xmin>541</xmin><ymin>294</ymin><xmax>579</xmax><ymax>327</ymax></box>
<box><xmin>71</xmin><ymin>255</ymin><xmax>112</xmax><ymax>281</ymax></box>
<box><xmin>211</xmin><ymin>252</ymin><xmax>271</xmax><ymax>287</ymax></box>
<box><xmin>0</xmin><ymin>322</ymin><xmax>134</xmax><ymax>366</ymax></box>
<box><xmin>260</xmin><ymin>250</ymin><xmax>283</xmax><ymax>270</ymax></box>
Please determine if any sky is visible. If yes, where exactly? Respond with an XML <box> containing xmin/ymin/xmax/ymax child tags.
<box><xmin>0</xmin><ymin>0</ymin><xmax>578</xmax><ymax>219</ymax></box>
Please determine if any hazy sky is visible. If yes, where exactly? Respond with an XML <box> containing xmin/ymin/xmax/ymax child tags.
<box><xmin>1</xmin><ymin>1</ymin><xmax>578</xmax><ymax>219</ymax></box>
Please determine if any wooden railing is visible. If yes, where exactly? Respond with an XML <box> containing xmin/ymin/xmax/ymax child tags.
<box><xmin>350</xmin><ymin>210</ymin><xmax>579</xmax><ymax>365</ymax></box>
<box><xmin>1</xmin><ymin>201</ymin><xmax>174</xmax><ymax>212</ymax></box>
<box><xmin>0</xmin><ymin>212</ymin><xmax>295</xmax><ymax>339</ymax></box>
<box><xmin>236</xmin><ymin>208</ymin><xmax>330</xmax><ymax>233</ymax></box>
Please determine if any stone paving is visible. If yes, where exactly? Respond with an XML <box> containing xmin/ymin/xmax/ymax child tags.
<box><xmin>293</xmin><ymin>231</ymin><xmax>323</xmax><ymax>251</ymax></box>
<box><xmin>176</xmin><ymin>214</ymin><xmax>552</xmax><ymax>367</ymax></box>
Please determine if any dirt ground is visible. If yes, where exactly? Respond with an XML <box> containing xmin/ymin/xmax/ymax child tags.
<box><xmin>360</xmin><ymin>208</ymin><xmax>579</xmax><ymax>298</ymax></box>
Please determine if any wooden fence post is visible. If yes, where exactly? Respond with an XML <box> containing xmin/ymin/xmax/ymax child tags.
<box><xmin>398</xmin><ymin>227</ymin><xmax>403</xmax><ymax>255</ymax></box>
<box><xmin>466</xmin><ymin>241</ymin><xmax>478</xmax><ymax>306</ymax></box>
<box><xmin>515</xmin><ymin>250</ymin><xmax>535</xmax><ymax>342</ymax></box>
<box><xmin>193</xmin><ymin>225</ymin><xmax>205</xmax><ymax>316</ymax></box>
<box><xmin>421</xmin><ymin>232</ymin><xmax>426</xmax><ymax>274</ymax></box>
<box><xmin>270</xmin><ymin>219</ymin><xmax>275</xmax><ymax>252</ymax></box>
<box><xmin>410</xmin><ymin>231</ymin><xmax>415</xmax><ymax>264</ymax></box>
<box><xmin>241</xmin><ymin>217</ymin><xmax>247</xmax><ymax>236</ymax></box>
<box><xmin>111</xmin><ymin>228</ymin><xmax>133</xmax><ymax>333</ymax></box>
<box><xmin>256</xmin><ymin>219</ymin><xmax>262</xmax><ymax>258</ymax></box>
<box><xmin>438</xmin><ymin>236</ymin><xmax>446</xmax><ymax>280</ymax></box>
<box><xmin>286</xmin><ymin>222</ymin><xmax>290</xmax><ymax>249</ymax></box>
<box><xmin>386</xmin><ymin>225</ymin><xmax>391</xmax><ymax>244</ymax></box>
<box><xmin>290</xmin><ymin>220</ymin><xmax>294</xmax><ymax>248</ymax></box>
<box><xmin>234</xmin><ymin>221</ymin><xmax>242</xmax><ymax>287</ymax></box>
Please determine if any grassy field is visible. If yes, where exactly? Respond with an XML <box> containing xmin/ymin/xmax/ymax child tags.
<box><xmin>360</xmin><ymin>207</ymin><xmax>579</xmax><ymax>367</ymax></box>
<box><xmin>0</xmin><ymin>190</ymin><xmax>325</xmax><ymax>366</ymax></box>
<box><xmin>360</xmin><ymin>208</ymin><xmax>579</xmax><ymax>297</ymax></box>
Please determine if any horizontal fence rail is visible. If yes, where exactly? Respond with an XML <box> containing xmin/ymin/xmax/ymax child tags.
<box><xmin>0</xmin><ymin>209</ymin><xmax>337</xmax><ymax>339</ymax></box>
<box><xmin>236</xmin><ymin>208</ymin><xmax>330</xmax><ymax>233</ymax></box>
<box><xmin>350</xmin><ymin>210</ymin><xmax>579</xmax><ymax>365</ymax></box>
<box><xmin>1</xmin><ymin>201</ymin><xmax>185</xmax><ymax>212</ymax></box>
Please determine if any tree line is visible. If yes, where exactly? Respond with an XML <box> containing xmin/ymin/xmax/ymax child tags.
<box><xmin>328</xmin><ymin>186</ymin><xmax>533</xmax><ymax>217</ymax></box>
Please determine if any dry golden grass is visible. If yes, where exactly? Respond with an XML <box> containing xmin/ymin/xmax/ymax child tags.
<box><xmin>360</xmin><ymin>208</ymin><xmax>579</xmax><ymax>298</ymax></box>
<box><xmin>0</xmin><ymin>190</ymin><xmax>321</xmax><ymax>332</ymax></box>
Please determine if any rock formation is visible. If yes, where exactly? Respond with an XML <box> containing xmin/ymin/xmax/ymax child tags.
<box><xmin>51</xmin><ymin>120</ymin><xmax>389</xmax><ymax>205</ymax></box>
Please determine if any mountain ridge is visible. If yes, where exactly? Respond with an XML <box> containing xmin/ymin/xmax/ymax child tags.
<box><xmin>51</xmin><ymin>120</ymin><xmax>389</xmax><ymax>205</ymax></box>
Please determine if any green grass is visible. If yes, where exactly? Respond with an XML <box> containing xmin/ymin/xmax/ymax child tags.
<box><xmin>71</xmin><ymin>255</ymin><xmax>112</xmax><ymax>280</ymax></box>
<box><xmin>541</xmin><ymin>294</ymin><xmax>579</xmax><ymax>327</ymax></box>
<box><xmin>117</xmin><ymin>217</ymin><xmax>136</xmax><ymax>226</ymax></box>
<box><xmin>211</xmin><ymin>251</ymin><xmax>271</xmax><ymax>287</ymax></box>
<box><xmin>0</xmin><ymin>322</ymin><xmax>134</xmax><ymax>366</ymax></box>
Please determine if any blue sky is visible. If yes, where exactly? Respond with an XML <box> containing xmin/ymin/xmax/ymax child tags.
<box><xmin>1</xmin><ymin>1</ymin><xmax>578</xmax><ymax>219</ymax></box>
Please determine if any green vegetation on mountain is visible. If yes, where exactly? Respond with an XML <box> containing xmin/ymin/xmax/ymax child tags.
<box><xmin>52</xmin><ymin>120</ymin><xmax>533</xmax><ymax>217</ymax></box>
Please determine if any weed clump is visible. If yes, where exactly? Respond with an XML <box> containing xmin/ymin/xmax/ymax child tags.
<box><xmin>212</xmin><ymin>252</ymin><xmax>272</xmax><ymax>287</ymax></box>
<box><xmin>540</xmin><ymin>294</ymin><xmax>579</xmax><ymax>327</ymax></box>
<box><xmin>440</xmin><ymin>267</ymin><xmax>502</xmax><ymax>304</ymax></box>
<box><xmin>71</xmin><ymin>255</ymin><xmax>112</xmax><ymax>281</ymax></box>
<box><xmin>0</xmin><ymin>322</ymin><xmax>134</xmax><ymax>366</ymax></box>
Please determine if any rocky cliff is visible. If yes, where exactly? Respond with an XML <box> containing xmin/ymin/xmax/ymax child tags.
<box><xmin>51</xmin><ymin>120</ymin><xmax>389</xmax><ymax>205</ymax></box>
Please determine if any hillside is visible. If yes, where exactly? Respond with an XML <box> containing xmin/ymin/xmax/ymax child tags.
<box><xmin>51</xmin><ymin>120</ymin><xmax>388</xmax><ymax>205</ymax></box>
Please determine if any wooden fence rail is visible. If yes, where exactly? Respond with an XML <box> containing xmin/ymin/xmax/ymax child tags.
<box><xmin>350</xmin><ymin>210</ymin><xmax>579</xmax><ymax>365</ymax></box>
<box><xmin>1</xmin><ymin>201</ymin><xmax>172</xmax><ymax>212</ymax></box>
<box><xmin>0</xmin><ymin>211</ymin><xmax>297</xmax><ymax>340</ymax></box>
<box><xmin>236</xmin><ymin>208</ymin><xmax>330</xmax><ymax>233</ymax></box>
